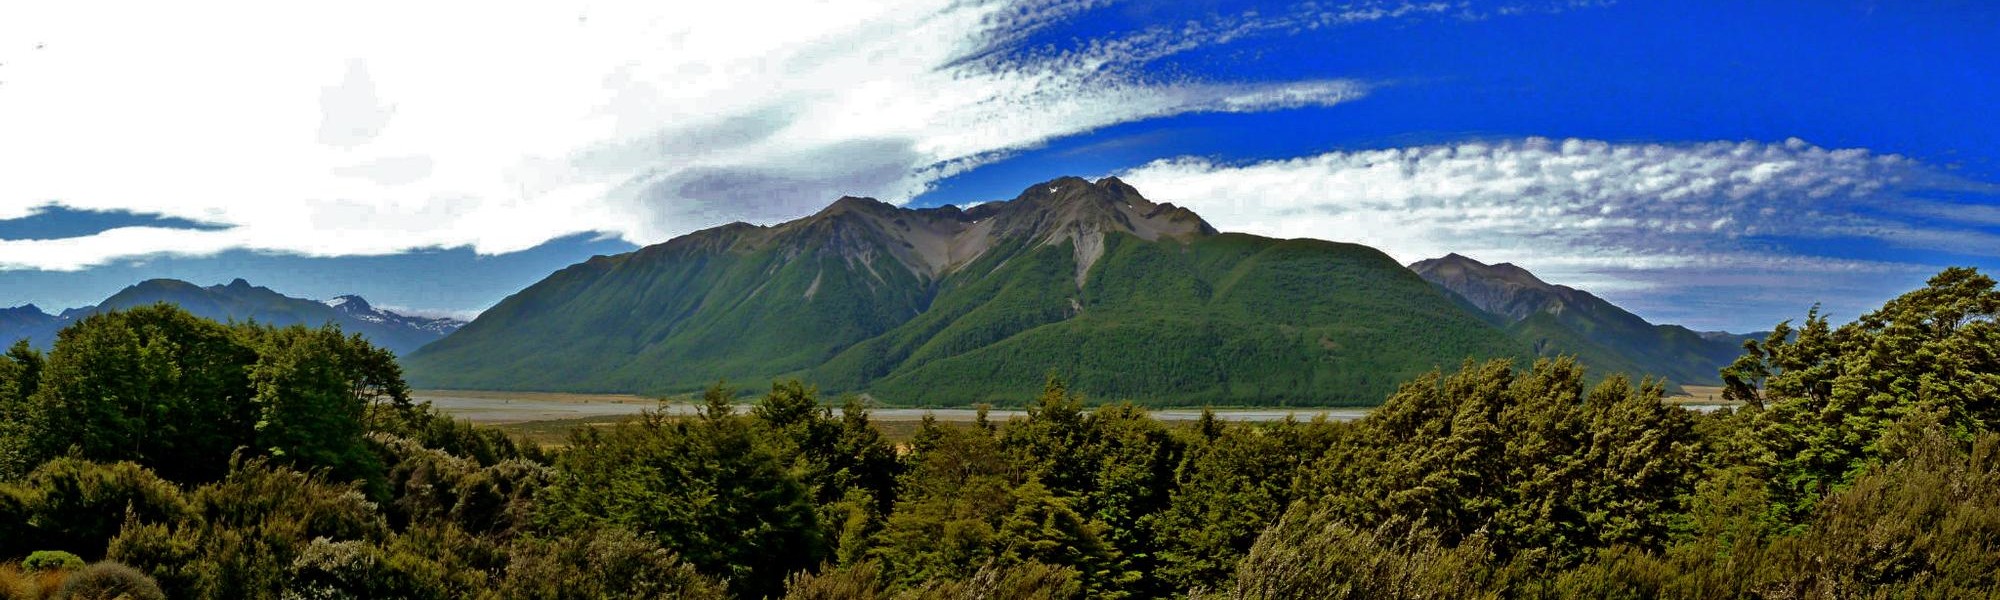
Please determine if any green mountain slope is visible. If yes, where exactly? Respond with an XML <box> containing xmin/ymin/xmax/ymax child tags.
<box><xmin>1409</xmin><ymin>254</ymin><xmax>1744</xmax><ymax>386</ymax></box>
<box><xmin>405</xmin><ymin>177</ymin><xmax>1531</xmax><ymax>405</ymax></box>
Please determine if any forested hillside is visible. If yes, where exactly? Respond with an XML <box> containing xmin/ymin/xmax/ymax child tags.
<box><xmin>3</xmin><ymin>268</ymin><xmax>1997</xmax><ymax>598</ymax></box>
<box><xmin>407</xmin><ymin>177</ymin><xmax>1529</xmax><ymax>405</ymax></box>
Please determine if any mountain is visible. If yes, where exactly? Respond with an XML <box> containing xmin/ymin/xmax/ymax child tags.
<box><xmin>1408</xmin><ymin>253</ymin><xmax>1743</xmax><ymax>386</ymax></box>
<box><xmin>0</xmin><ymin>279</ymin><xmax>464</xmax><ymax>355</ymax></box>
<box><xmin>325</xmin><ymin>295</ymin><xmax>466</xmax><ymax>338</ymax></box>
<box><xmin>0</xmin><ymin>305</ymin><xmax>63</xmax><ymax>349</ymax></box>
<box><xmin>406</xmin><ymin>176</ymin><xmax>1530</xmax><ymax>405</ymax></box>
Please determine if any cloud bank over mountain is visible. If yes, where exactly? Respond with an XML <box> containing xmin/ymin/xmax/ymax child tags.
<box><xmin>1119</xmin><ymin>137</ymin><xmax>1998</xmax><ymax>327</ymax></box>
<box><xmin>0</xmin><ymin>0</ymin><xmax>1401</xmax><ymax>271</ymax></box>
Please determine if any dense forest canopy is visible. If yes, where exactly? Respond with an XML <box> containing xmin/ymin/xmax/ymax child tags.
<box><xmin>1</xmin><ymin>266</ymin><xmax>1997</xmax><ymax>598</ymax></box>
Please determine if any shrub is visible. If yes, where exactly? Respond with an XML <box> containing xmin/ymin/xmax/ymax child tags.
<box><xmin>782</xmin><ymin>561</ymin><xmax>890</xmax><ymax>600</ymax></box>
<box><xmin>0</xmin><ymin>459</ymin><xmax>190</xmax><ymax>560</ymax></box>
<box><xmin>1214</xmin><ymin>507</ymin><xmax>1498</xmax><ymax>600</ymax></box>
<box><xmin>897</xmin><ymin>561</ymin><xmax>1082</xmax><ymax>600</ymax></box>
<box><xmin>20</xmin><ymin>552</ymin><xmax>82</xmax><ymax>573</ymax></box>
<box><xmin>499</xmin><ymin>529</ymin><xmax>727</xmax><ymax>600</ymax></box>
<box><xmin>55</xmin><ymin>561</ymin><xmax>165</xmax><ymax>600</ymax></box>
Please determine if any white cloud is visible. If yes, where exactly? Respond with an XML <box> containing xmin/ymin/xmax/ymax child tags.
<box><xmin>0</xmin><ymin>0</ymin><xmax>1393</xmax><ymax>271</ymax></box>
<box><xmin>1117</xmin><ymin>137</ymin><xmax>1996</xmax><ymax>329</ymax></box>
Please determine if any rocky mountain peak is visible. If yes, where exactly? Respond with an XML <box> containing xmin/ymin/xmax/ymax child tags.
<box><xmin>995</xmin><ymin>176</ymin><xmax>1215</xmax><ymax>241</ymax></box>
<box><xmin>744</xmin><ymin>176</ymin><xmax>1219</xmax><ymax>286</ymax></box>
<box><xmin>326</xmin><ymin>294</ymin><xmax>373</xmax><ymax>312</ymax></box>
<box><xmin>1409</xmin><ymin>253</ymin><xmax>1573</xmax><ymax>323</ymax></box>
<box><xmin>1412</xmin><ymin>253</ymin><xmax>1552</xmax><ymax>291</ymax></box>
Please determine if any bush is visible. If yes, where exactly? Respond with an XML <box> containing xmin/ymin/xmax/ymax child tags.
<box><xmin>898</xmin><ymin>561</ymin><xmax>1082</xmax><ymax>600</ymax></box>
<box><xmin>21</xmin><ymin>551</ymin><xmax>83</xmax><ymax>572</ymax></box>
<box><xmin>55</xmin><ymin>561</ymin><xmax>165</xmax><ymax>600</ymax></box>
<box><xmin>499</xmin><ymin>529</ymin><xmax>727</xmax><ymax>600</ymax></box>
<box><xmin>0</xmin><ymin>459</ymin><xmax>190</xmax><ymax>560</ymax></box>
<box><xmin>105</xmin><ymin>459</ymin><xmax>388</xmax><ymax>600</ymax></box>
<box><xmin>1214</xmin><ymin>507</ymin><xmax>1498</xmax><ymax>600</ymax></box>
<box><xmin>782</xmin><ymin>561</ymin><xmax>890</xmax><ymax>600</ymax></box>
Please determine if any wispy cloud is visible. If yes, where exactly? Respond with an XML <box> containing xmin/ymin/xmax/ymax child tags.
<box><xmin>1117</xmin><ymin>137</ymin><xmax>1995</xmax><ymax>329</ymax></box>
<box><xmin>0</xmin><ymin>0</ymin><xmax>1514</xmax><ymax>271</ymax></box>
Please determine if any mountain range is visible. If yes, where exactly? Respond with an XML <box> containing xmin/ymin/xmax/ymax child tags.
<box><xmin>1409</xmin><ymin>254</ymin><xmax>1747</xmax><ymax>387</ymax></box>
<box><xmin>0</xmin><ymin>279</ymin><xmax>464</xmax><ymax>355</ymax></box>
<box><xmin>403</xmin><ymin>176</ymin><xmax>1743</xmax><ymax>405</ymax></box>
<box><xmin>5</xmin><ymin>177</ymin><xmax>1752</xmax><ymax>405</ymax></box>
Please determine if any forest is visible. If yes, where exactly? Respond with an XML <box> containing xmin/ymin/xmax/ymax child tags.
<box><xmin>0</xmin><ymin>266</ymin><xmax>1996</xmax><ymax>599</ymax></box>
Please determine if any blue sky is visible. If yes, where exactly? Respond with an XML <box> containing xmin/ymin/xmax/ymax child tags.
<box><xmin>0</xmin><ymin>0</ymin><xmax>1995</xmax><ymax>329</ymax></box>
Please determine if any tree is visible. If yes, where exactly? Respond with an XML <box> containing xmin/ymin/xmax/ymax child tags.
<box><xmin>1722</xmin><ymin>267</ymin><xmax>2000</xmax><ymax>522</ymax></box>
<box><xmin>23</xmin><ymin>305</ymin><xmax>258</xmax><ymax>482</ymax></box>
<box><xmin>6</xmin><ymin>305</ymin><xmax>411</xmax><ymax>486</ymax></box>
<box><xmin>1309</xmin><ymin>358</ymin><xmax>1701</xmax><ymax>568</ymax></box>
<box><xmin>0</xmin><ymin>340</ymin><xmax>46</xmax><ymax>479</ymax></box>
<box><xmin>536</xmin><ymin>382</ymin><xmax>824</xmax><ymax>598</ymax></box>
<box><xmin>1151</xmin><ymin>418</ymin><xmax>1329</xmax><ymax>592</ymax></box>
<box><xmin>876</xmin><ymin>422</ymin><xmax>1019</xmax><ymax>586</ymax></box>
<box><xmin>246</xmin><ymin>326</ymin><xmax>397</xmax><ymax>489</ymax></box>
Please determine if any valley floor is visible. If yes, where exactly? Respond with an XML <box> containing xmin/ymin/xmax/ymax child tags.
<box><xmin>415</xmin><ymin>389</ymin><xmax>1375</xmax><ymax>425</ymax></box>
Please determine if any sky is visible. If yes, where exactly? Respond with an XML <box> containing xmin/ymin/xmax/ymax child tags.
<box><xmin>0</xmin><ymin>1</ymin><xmax>1995</xmax><ymax>330</ymax></box>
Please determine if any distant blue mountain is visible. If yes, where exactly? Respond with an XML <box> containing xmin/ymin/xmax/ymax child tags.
<box><xmin>1</xmin><ymin>279</ymin><xmax>464</xmax><ymax>355</ymax></box>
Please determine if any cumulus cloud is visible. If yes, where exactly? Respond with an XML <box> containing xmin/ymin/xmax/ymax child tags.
<box><xmin>1117</xmin><ymin>137</ymin><xmax>1999</xmax><ymax>328</ymax></box>
<box><xmin>0</xmin><ymin>0</ymin><xmax>1410</xmax><ymax>271</ymax></box>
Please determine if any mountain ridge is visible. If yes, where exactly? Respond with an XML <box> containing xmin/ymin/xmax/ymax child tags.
<box><xmin>1409</xmin><ymin>253</ymin><xmax>1743</xmax><ymax>386</ymax></box>
<box><xmin>0</xmin><ymin>280</ymin><xmax>465</xmax><ymax>355</ymax></box>
<box><xmin>406</xmin><ymin>177</ymin><xmax>1526</xmax><ymax>404</ymax></box>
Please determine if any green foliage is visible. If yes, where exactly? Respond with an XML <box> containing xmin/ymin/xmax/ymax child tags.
<box><xmin>784</xmin><ymin>561</ymin><xmax>891</xmax><ymax>600</ymax></box>
<box><xmin>1310</xmin><ymin>358</ymin><xmax>1703</xmax><ymax>568</ymax></box>
<box><xmin>0</xmin><ymin>341</ymin><xmax>44</xmax><ymax>480</ymax></box>
<box><xmin>20</xmin><ymin>551</ymin><xmax>82</xmax><ymax>572</ymax></box>
<box><xmin>1150</xmin><ymin>418</ymin><xmax>1338</xmax><ymax>592</ymax></box>
<box><xmin>0</xmin><ymin>459</ymin><xmax>190</xmax><ymax>561</ymax></box>
<box><xmin>749</xmin><ymin>382</ymin><xmax>903</xmax><ymax>566</ymax></box>
<box><xmin>244</xmin><ymin>325</ymin><xmax>401</xmax><ymax>488</ymax></box>
<box><xmin>535</xmin><ymin>383</ymin><xmax>825</xmax><ymax>599</ymax></box>
<box><xmin>875</xmin><ymin>420</ymin><xmax>1021</xmax><ymax>585</ymax></box>
<box><xmin>0</xmin><ymin>304</ymin><xmax>413</xmax><ymax>488</ymax></box>
<box><xmin>1211</xmin><ymin>507</ymin><xmax>1499</xmax><ymax>600</ymax></box>
<box><xmin>106</xmin><ymin>458</ymin><xmax>385</xmax><ymax>600</ymax></box>
<box><xmin>1</xmin><ymin>268</ymin><xmax>1997</xmax><ymax>599</ymax></box>
<box><xmin>367</xmin><ymin>400</ymin><xmax>542</xmax><ymax>467</ymax></box>
<box><xmin>370</xmin><ymin>434</ymin><xmax>548</xmax><ymax>537</ymax></box>
<box><xmin>1723</xmin><ymin>267</ymin><xmax>2000</xmax><ymax>523</ymax></box>
<box><xmin>1751</xmin><ymin>428</ymin><xmax>2000</xmax><ymax>597</ymax></box>
<box><xmin>783</xmin><ymin>560</ymin><xmax>1087</xmax><ymax>600</ymax></box>
<box><xmin>497</xmin><ymin>529</ymin><xmax>727</xmax><ymax>600</ymax></box>
<box><xmin>21</xmin><ymin>305</ymin><xmax>259</xmax><ymax>482</ymax></box>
